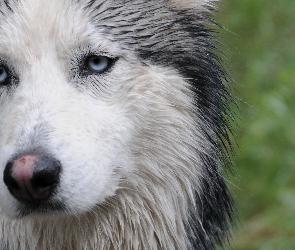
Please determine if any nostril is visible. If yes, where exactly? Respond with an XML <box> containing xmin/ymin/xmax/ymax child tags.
<box><xmin>32</xmin><ymin>175</ymin><xmax>54</xmax><ymax>188</ymax></box>
<box><xmin>31</xmin><ymin>168</ymin><xmax>60</xmax><ymax>189</ymax></box>
<box><xmin>3</xmin><ymin>161</ymin><xmax>19</xmax><ymax>190</ymax></box>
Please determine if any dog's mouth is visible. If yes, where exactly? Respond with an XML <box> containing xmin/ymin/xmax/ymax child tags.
<box><xmin>16</xmin><ymin>199</ymin><xmax>66</xmax><ymax>218</ymax></box>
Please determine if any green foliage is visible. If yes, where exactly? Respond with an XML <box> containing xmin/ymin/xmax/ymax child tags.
<box><xmin>218</xmin><ymin>0</ymin><xmax>295</xmax><ymax>249</ymax></box>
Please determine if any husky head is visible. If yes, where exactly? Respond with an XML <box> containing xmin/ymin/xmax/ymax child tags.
<box><xmin>0</xmin><ymin>0</ymin><xmax>234</xmax><ymax>249</ymax></box>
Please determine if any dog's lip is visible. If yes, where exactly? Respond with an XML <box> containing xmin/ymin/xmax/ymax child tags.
<box><xmin>16</xmin><ymin>200</ymin><xmax>66</xmax><ymax>218</ymax></box>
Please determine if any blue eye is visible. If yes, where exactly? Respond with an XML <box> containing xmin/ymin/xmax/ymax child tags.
<box><xmin>0</xmin><ymin>66</ymin><xmax>8</xmax><ymax>84</ymax></box>
<box><xmin>86</xmin><ymin>55</ymin><xmax>113</xmax><ymax>73</ymax></box>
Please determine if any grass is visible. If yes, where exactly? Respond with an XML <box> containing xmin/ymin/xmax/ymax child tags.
<box><xmin>217</xmin><ymin>0</ymin><xmax>295</xmax><ymax>249</ymax></box>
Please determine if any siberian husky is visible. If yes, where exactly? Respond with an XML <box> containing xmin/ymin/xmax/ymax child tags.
<box><xmin>0</xmin><ymin>0</ymin><xmax>234</xmax><ymax>249</ymax></box>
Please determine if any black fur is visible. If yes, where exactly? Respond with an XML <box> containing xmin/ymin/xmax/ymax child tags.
<box><xmin>136</xmin><ymin>20</ymin><xmax>234</xmax><ymax>250</ymax></box>
<box><xmin>89</xmin><ymin>1</ymin><xmax>235</xmax><ymax>249</ymax></box>
<box><xmin>4</xmin><ymin>0</ymin><xmax>13</xmax><ymax>12</ymax></box>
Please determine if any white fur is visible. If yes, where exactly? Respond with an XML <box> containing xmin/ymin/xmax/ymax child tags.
<box><xmin>0</xmin><ymin>0</ymin><xmax>216</xmax><ymax>249</ymax></box>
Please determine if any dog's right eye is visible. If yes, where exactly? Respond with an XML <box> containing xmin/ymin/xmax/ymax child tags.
<box><xmin>0</xmin><ymin>66</ymin><xmax>8</xmax><ymax>85</ymax></box>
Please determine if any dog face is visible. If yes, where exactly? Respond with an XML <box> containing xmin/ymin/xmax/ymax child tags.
<box><xmin>0</xmin><ymin>0</ymin><xmax>210</xmax><ymax>218</ymax></box>
<box><xmin>0</xmin><ymin>0</ymin><xmax>138</xmax><ymax>218</ymax></box>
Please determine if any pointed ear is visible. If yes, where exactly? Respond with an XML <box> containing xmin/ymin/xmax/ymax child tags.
<box><xmin>166</xmin><ymin>0</ymin><xmax>216</xmax><ymax>10</ymax></box>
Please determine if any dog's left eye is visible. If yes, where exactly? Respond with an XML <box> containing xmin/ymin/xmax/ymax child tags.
<box><xmin>85</xmin><ymin>55</ymin><xmax>113</xmax><ymax>74</ymax></box>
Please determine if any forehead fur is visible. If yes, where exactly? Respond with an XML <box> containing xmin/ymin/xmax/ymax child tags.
<box><xmin>0</xmin><ymin>0</ymin><xmax>93</xmax><ymax>62</ymax></box>
<box><xmin>167</xmin><ymin>0</ymin><xmax>216</xmax><ymax>10</ymax></box>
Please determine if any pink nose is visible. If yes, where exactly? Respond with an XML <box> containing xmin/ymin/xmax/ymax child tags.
<box><xmin>3</xmin><ymin>153</ymin><xmax>61</xmax><ymax>203</ymax></box>
<box><xmin>10</xmin><ymin>155</ymin><xmax>36</xmax><ymax>184</ymax></box>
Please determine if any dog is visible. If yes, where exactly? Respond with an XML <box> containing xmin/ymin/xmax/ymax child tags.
<box><xmin>0</xmin><ymin>0</ymin><xmax>234</xmax><ymax>249</ymax></box>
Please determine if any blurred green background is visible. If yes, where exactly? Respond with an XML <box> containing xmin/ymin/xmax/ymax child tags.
<box><xmin>218</xmin><ymin>0</ymin><xmax>295</xmax><ymax>249</ymax></box>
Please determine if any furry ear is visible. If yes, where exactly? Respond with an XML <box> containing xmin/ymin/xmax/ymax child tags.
<box><xmin>167</xmin><ymin>0</ymin><xmax>215</xmax><ymax>10</ymax></box>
